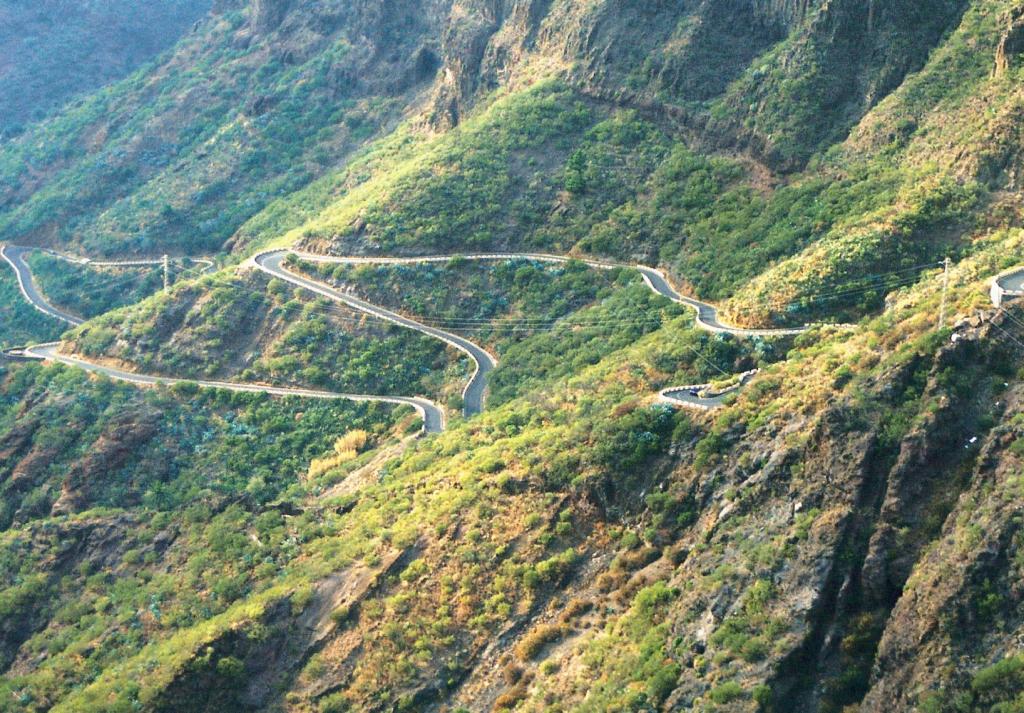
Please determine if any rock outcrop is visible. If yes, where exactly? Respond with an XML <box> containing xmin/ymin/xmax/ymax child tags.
<box><xmin>250</xmin><ymin>0</ymin><xmax>291</xmax><ymax>34</ymax></box>
<box><xmin>863</xmin><ymin>381</ymin><xmax>1024</xmax><ymax>710</ymax></box>
<box><xmin>752</xmin><ymin>0</ymin><xmax>816</xmax><ymax>29</ymax></box>
<box><xmin>426</xmin><ymin>0</ymin><xmax>552</xmax><ymax>130</ymax></box>
<box><xmin>994</xmin><ymin>5</ymin><xmax>1024</xmax><ymax>76</ymax></box>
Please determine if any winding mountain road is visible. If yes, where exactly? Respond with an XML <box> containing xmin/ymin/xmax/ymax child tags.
<box><xmin>253</xmin><ymin>250</ymin><xmax>806</xmax><ymax>412</ymax></box>
<box><xmin>2</xmin><ymin>245</ymin><xmax>216</xmax><ymax>326</ymax></box>
<box><xmin>657</xmin><ymin>370</ymin><xmax>760</xmax><ymax>410</ymax></box>
<box><xmin>260</xmin><ymin>250</ymin><xmax>807</xmax><ymax>337</ymax></box>
<box><xmin>253</xmin><ymin>250</ymin><xmax>498</xmax><ymax>417</ymax></box>
<box><xmin>37</xmin><ymin>246</ymin><xmax>216</xmax><ymax>271</ymax></box>
<box><xmin>5</xmin><ymin>244</ymin><xmax>807</xmax><ymax>427</ymax></box>
<box><xmin>10</xmin><ymin>343</ymin><xmax>444</xmax><ymax>433</ymax></box>
<box><xmin>658</xmin><ymin>386</ymin><xmax>734</xmax><ymax>410</ymax></box>
<box><xmin>2</xmin><ymin>245</ymin><xmax>85</xmax><ymax>325</ymax></box>
<box><xmin>633</xmin><ymin>266</ymin><xmax>807</xmax><ymax>337</ymax></box>
<box><xmin>2</xmin><ymin>245</ymin><xmax>445</xmax><ymax>434</ymax></box>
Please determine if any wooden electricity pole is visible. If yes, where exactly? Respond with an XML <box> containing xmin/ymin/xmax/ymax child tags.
<box><xmin>938</xmin><ymin>257</ymin><xmax>950</xmax><ymax>331</ymax></box>
<box><xmin>163</xmin><ymin>254</ymin><xmax>169</xmax><ymax>293</ymax></box>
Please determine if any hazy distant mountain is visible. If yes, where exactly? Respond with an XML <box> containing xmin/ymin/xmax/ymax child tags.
<box><xmin>0</xmin><ymin>0</ymin><xmax>211</xmax><ymax>137</ymax></box>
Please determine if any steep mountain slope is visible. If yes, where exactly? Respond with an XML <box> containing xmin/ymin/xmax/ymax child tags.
<box><xmin>4</xmin><ymin>1</ymin><xmax>1024</xmax><ymax>712</ymax></box>
<box><xmin>0</xmin><ymin>0</ymin><xmax>450</xmax><ymax>255</ymax></box>
<box><xmin>0</xmin><ymin>0</ymin><xmax>967</xmax><ymax>257</ymax></box>
<box><xmin>0</xmin><ymin>0</ymin><xmax>212</xmax><ymax>138</ymax></box>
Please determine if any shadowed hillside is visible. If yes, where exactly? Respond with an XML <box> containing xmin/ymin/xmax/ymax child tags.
<box><xmin>0</xmin><ymin>0</ymin><xmax>212</xmax><ymax>138</ymax></box>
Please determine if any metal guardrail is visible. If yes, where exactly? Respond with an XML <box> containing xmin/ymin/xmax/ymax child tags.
<box><xmin>0</xmin><ymin>346</ymin><xmax>42</xmax><ymax>362</ymax></box>
<box><xmin>657</xmin><ymin>369</ymin><xmax>760</xmax><ymax>410</ymax></box>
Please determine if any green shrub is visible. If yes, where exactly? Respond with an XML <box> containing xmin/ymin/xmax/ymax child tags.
<box><xmin>171</xmin><ymin>381</ymin><xmax>201</xmax><ymax>397</ymax></box>
<box><xmin>708</xmin><ymin>680</ymin><xmax>745</xmax><ymax>704</ymax></box>
<box><xmin>516</xmin><ymin>623</ymin><xmax>567</xmax><ymax>661</ymax></box>
<box><xmin>646</xmin><ymin>663</ymin><xmax>681</xmax><ymax>705</ymax></box>
<box><xmin>968</xmin><ymin>655</ymin><xmax>1024</xmax><ymax>711</ymax></box>
<box><xmin>740</xmin><ymin>636</ymin><xmax>769</xmax><ymax>662</ymax></box>
<box><xmin>319</xmin><ymin>692</ymin><xmax>351</xmax><ymax>713</ymax></box>
<box><xmin>215</xmin><ymin>655</ymin><xmax>245</xmax><ymax>679</ymax></box>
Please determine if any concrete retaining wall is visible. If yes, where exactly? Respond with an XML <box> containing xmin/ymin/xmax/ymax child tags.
<box><xmin>991</xmin><ymin>267</ymin><xmax>1024</xmax><ymax>307</ymax></box>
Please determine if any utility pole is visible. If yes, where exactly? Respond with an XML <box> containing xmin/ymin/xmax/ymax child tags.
<box><xmin>938</xmin><ymin>256</ymin><xmax>950</xmax><ymax>332</ymax></box>
<box><xmin>163</xmin><ymin>254</ymin><xmax>169</xmax><ymax>294</ymax></box>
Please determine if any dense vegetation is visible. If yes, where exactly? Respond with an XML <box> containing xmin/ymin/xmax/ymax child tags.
<box><xmin>0</xmin><ymin>360</ymin><xmax>411</xmax><ymax>711</ymax></box>
<box><xmin>14</xmin><ymin>236</ymin><xmax>1017</xmax><ymax>711</ymax></box>
<box><xmin>297</xmin><ymin>254</ymin><xmax>761</xmax><ymax>405</ymax></box>
<box><xmin>64</xmin><ymin>271</ymin><xmax>467</xmax><ymax>404</ymax></box>
<box><xmin>296</xmin><ymin>256</ymin><xmax>641</xmax><ymax>346</ymax></box>
<box><xmin>0</xmin><ymin>2</ymin><xmax>446</xmax><ymax>256</ymax></box>
<box><xmin>0</xmin><ymin>268</ymin><xmax>63</xmax><ymax>349</ymax></box>
<box><xmin>0</xmin><ymin>361</ymin><xmax>406</xmax><ymax>521</ymax></box>
<box><xmin>23</xmin><ymin>253</ymin><xmax>203</xmax><ymax>320</ymax></box>
<box><xmin>4</xmin><ymin>0</ymin><xmax>1024</xmax><ymax>710</ymax></box>
<box><xmin>281</xmin><ymin>76</ymin><xmax>972</xmax><ymax>329</ymax></box>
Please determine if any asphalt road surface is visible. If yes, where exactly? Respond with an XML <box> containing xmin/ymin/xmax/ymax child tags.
<box><xmin>2</xmin><ymin>246</ymin><xmax>444</xmax><ymax>433</ymax></box>
<box><xmin>2</xmin><ymin>245</ymin><xmax>84</xmax><ymax>325</ymax></box>
<box><xmin>658</xmin><ymin>386</ymin><xmax>733</xmax><ymax>410</ymax></box>
<box><xmin>253</xmin><ymin>250</ymin><xmax>498</xmax><ymax>417</ymax></box>
<box><xmin>258</xmin><ymin>251</ymin><xmax>808</xmax><ymax>410</ymax></box>
<box><xmin>6</xmin><ymin>243</ymin><xmax>808</xmax><ymax>419</ymax></box>
<box><xmin>19</xmin><ymin>343</ymin><xmax>445</xmax><ymax>433</ymax></box>
<box><xmin>996</xmin><ymin>268</ymin><xmax>1024</xmax><ymax>299</ymax></box>
<box><xmin>270</xmin><ymin>250</ymin><xmax>808</xmax><ymax>336</ymax></box>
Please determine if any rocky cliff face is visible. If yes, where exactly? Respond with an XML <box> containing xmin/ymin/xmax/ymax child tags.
<box><xmin>994</xmin><ymin>5</ymin><xmax>1024</xmax><ymax>75</ymax></box>
<box><xmin>0</xmin><ymin>0</ymin><xmax>972</xmax><ymax>257</ymax></box>
<box><xmin>417</xmin><ymin>0</ymin><xmax>965</xmax><ymax>169</ymax></box>
<box><xmin>856</xmin><ymin>312</ymin><xmax>1024</xmax><ymax>711</ymax></box>
<box><xmin>250</xmin><ymin>0</ymin><xmax>291</xmax><ymax>34</ymax></box>
<box><xmin>422</xmin><ymin>0</ymin><xmax>790</xmax><ymax>131</ymax></box>
<box><xmin>752</xmin><ymin>0</ymin><xmax>817</xmax><ymax>28</ymax></box>
<box><xmin>424</xmin><ymin>0</ymin><xmax>550</xmax><ymax>129</ymax></box>
<box><xmin>705</xmin><ymin>0</ymin><xmax>969</xmax><ymax>168</ymax></box>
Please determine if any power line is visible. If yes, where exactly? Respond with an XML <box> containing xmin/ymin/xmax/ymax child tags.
<box><xmin>280</xmin><ymin>302</ymin><xmax>673</xmax><ymax>332</ymax></box>
<box><xmin>144</xmin><ymin>251</ymin><xmax>946</xmax><ymax>329</ymax></box>
<box><xmin>722</xmin><ymin>272</ymin><xmax>936</xmax><ymax>315</ymax></box>
<box><xmin>301</xmin><ymin>302</ymin><xmax>671</xmax><ymax>328</ymax></box>
<box><xmin>40</xmin><ymin>269</ymin><xmax>165</xmax><ymax>293</ymax></box>
<box><xmin>989</xmin><ymin>319</ymin><xmax>1024</xmax><ymax>353</ymax></box>
<box><xmin>993</xmin><ymin>308</ymin><xmax>1024</xmax><ymax>345</ymax></box>
<box><xmin>996</xmin><ymin>308</ymin><xmax>1024</xmax><ymax>333</ymax></box>
<box><xmin>680</xmin><ymin>342</ymin><xmax>732</xmax><ymax>378</ymax></box>
<box><xmin>284</xmin><ymin>271</ymin><xmax>924</xmax><ymax>331</ymax></box>
<box><xmin>296</xmin><ymin>256</ymin><xmax>944</xmax><ymax>318</ymax></box>
<box><xmin>33</xmin><ymin>249</ymin><xmax>948</xmax><ymax>338</ymax></box>
<box><xmin>262</xmin><ymin>293</ymin><xmax>735</xmax><ymax>374</ymax></box>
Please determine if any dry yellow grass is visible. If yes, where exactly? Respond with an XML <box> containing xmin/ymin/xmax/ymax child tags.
<box><xmin>307</xmin><ymin>430</ymin><xmax>370</xmax><ymax>480</ymax></box>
